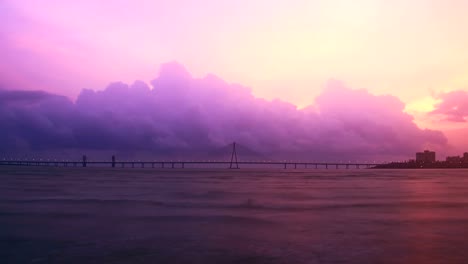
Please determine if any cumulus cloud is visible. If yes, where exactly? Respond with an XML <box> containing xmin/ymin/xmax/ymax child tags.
<box><xmin>431</xmin><ymin>90</ymin><xmax>468</xmax><ymax>122</ymax></box>
<box><xmin>0</xmin><ymin>62</ymin><xmax>447</xmax><ymax>161</ymax></box>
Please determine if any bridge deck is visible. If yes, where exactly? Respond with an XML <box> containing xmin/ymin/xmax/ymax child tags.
<box><xmin>0</xmin><ymin>160</ymin><xmax>383</xmax><ymax>169</ymax></box>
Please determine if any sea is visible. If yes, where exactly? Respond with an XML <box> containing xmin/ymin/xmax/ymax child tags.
<box><xmin>2</xmin><ymin>166</ymin><xmax>468</xmax><ymax>264</ymax></box>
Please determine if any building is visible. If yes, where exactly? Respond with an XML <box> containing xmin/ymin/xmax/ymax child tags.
<box><xmin>446</xmin><ymin>156</ymin><xmax>462</xmax><ymax>164</ymax></box>
<box><xmin>464</xmin><ymin>153</ymin><xmax>468</xmax><ymax>163</ymax></box>
<box><xmin>416</xmin><ymin>150</ymin><xmax>436</xmax><ymax>163</ymax></box>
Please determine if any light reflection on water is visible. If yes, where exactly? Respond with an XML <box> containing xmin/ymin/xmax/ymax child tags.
<box><xmin>2</xmin><ymin>167</ymin><xmax>468</xmax><ymax>263</ymax></box>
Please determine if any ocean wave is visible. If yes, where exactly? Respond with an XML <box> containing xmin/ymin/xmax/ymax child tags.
<box><xmin>171</xmin><ymin>191</ymin><xmax>227</xmax><ymax>199</ymax></box>
<box><xmin>0</xmin><ymin>211</ymin><xmax>90</xmax><ymax>218</ymax></box>
<box><xmin>4</xmin><ymin>198</ymin><xmax>468</xmax><ymax>212</ymax></box>
<box><xmin>134</xmin><ymin>215</ymin><xmax>275</xmax><ymax>225</ymax></box>
<box><xmin>1</xmin><ymin>198</ymin><xmax>165</xmax><ymax>207</ymax></box>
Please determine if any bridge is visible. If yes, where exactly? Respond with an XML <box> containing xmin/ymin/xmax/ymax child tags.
<box><xmin>0</xmin><ymin>143</ymin><xmax>385</xmax><ymax>169</ymax></box>
<box><xmin>0</xmin><ymin>160</ymin><xmax>382</xmax><ymax>169</ymax></box>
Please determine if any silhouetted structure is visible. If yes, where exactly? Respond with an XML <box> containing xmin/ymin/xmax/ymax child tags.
<box><xmin>375</xmin><ymin>150</ymin><xmax>468</xmax><ymax>169</ymax></box>
<box><xmin>230</xmin><ymin>142</ymin><xmax>239</xmax><ymax>169</ymax></box>
<box><xmin>446</xmin><ymin>156</ymin><xmax>462</xmax><ymax>164</ymax></box>
<box><xmin>0</xmin><ymin>143</ymin><xmax>385</xmax><ymax>170</ymax></box>
<box><xmin>416</xmin><ymin>150</ymin><xmax>436</xmax><ymax>163</ymax></box>
<box><xmin>0</xmin><ymin>159</ymin><xmax>381</xmax><ymax>169</ymax></box>
<box><xmin>82</xmin><ymin>155</ymin><xmax>87</xmax><ymax>167</ymax></box>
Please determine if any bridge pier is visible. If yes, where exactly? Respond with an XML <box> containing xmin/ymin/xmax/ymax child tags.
<box><xmin>294</xmin><ymin>163</ymin><xmax>297</xmax><ymax>169</ymax></box>
<box><xmin>171</xmin><ymin>163</ymin><xmax>175</xmax><ymax>169</ymax></box>
<box><xmin>284</xmin><ymin>163</ymin><xmax>287</xmax><ymax>169</ymax></box>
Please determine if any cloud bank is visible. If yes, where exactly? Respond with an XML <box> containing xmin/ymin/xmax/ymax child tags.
<box><xmin>431</xmin><ymin>90</ymin><xmax>468</xmax><ymax>122</ymax></box>
<box><xmin>0</xmin><ymin>62</ymin><xmax>447</xmax><ymax>161</ymax></box>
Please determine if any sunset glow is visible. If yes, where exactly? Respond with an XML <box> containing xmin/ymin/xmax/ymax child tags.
<box><xmin>1</xmin><ymin>0</ymin><xmax>468</xmax><ymax>156</ymax></box>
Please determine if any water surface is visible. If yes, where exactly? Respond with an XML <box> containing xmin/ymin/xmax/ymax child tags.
<box><xmin>1</xmin><ymin>167</ymin><xmax>468</xmax><ymax>263</ymax></box>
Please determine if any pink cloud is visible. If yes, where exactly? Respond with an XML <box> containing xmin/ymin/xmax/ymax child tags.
<box><xmin>0</xmin><ymin>62</ymin><xmax>447</xmax><ymax>161</ymax></box>
<box><xmin>431</xmin><ymin>90</ymin><xmax>468</xmax><ymax>122</ymax></box>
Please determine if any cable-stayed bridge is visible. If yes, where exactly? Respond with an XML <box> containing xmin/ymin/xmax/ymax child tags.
<box><xmin>0</xmin><ymin>143</ymin><xmax>385</xmax><ymax>169</ymax></box>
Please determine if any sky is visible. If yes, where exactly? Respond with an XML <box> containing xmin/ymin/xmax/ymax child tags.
<box><xmin>1</xmin><ymin>0</ymin><xmax>468</xmax><ymax>159</ymax></box>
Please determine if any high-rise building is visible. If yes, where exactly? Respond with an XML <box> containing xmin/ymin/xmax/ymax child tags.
<box><xmin>446</xmin><ymin>156</ymin><xmax>462</xmax><ymax>163</ymax></box>
<box><xmin>416</xmin><ymin>150</ymin><xmax>436</xmax><ymax>163</ymax></box>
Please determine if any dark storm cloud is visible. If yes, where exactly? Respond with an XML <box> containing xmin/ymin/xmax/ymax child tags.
<box><xmin>0</xmin><ymin>62</ymin><xmax>447</xmax><ymax>161</ymax></box>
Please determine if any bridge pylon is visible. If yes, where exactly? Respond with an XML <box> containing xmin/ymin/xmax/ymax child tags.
<box><xmin>229</xmin><ymin>142</ymin><xmax>239</xmax><ymax>169</ymax></box>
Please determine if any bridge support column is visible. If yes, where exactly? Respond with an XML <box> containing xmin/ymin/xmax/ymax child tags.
<box><xmin>284</xmin><ymin>163</ymin><xmax>287</xmax><ymax>169</ymax></box>
<box><xmin>112</xmin><ymin>155</ymin><xmax>116</xmax><ymax>168</ymax></box>
<box><xmin>82</xmin><ymin>155</ymin><xmax>87</xmax><ymax>167</ymax></box>
<box><xmin>294</xmin><ymin>163</ymin><xmax>297</xmax><ymax>169</ymax></box>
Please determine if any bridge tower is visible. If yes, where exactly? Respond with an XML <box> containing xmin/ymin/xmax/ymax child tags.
<box><xmin>229</xmin><ymin>142</ymin><xmax>239</xmax><ymax>169</ymax></box>
<box><xmin>82</xmin><ymin>155</ymin><xmax>87</xmax><ymax>167</ymax></box>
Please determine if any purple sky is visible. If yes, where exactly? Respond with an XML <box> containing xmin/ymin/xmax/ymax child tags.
<box><xmin>1</xmin><ymin>0</ymin><xmax>468</xmax><ymax>160</ymax></box>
